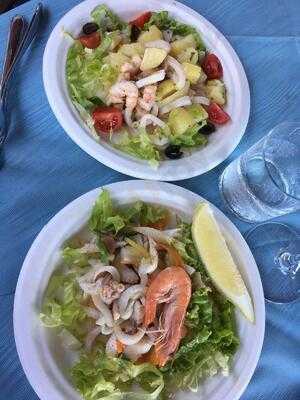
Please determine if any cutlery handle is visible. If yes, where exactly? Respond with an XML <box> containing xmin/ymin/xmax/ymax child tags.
<box><xmin>1</xmin><ymin>3</ymin><xmax>43</xmax><ymax>101</ymax></box>
<box><xmin>0</xmin><ymin>2</ymin><xmax>43</xmax><ymax>167</ymax></box>
<box><xmin>0</xmin><ymin>15</ymin><xmax>25</xmax><ymax>97</ymax></box>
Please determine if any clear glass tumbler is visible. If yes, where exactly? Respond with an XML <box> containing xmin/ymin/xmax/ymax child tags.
<box><xmin>219</xmin><ymin>122</ymin><xmax>300</xmax><ymax>222</ymax></box>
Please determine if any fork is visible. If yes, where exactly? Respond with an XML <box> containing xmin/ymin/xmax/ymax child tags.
<box><xmin>0</xmin><ymin>15</ymin><xmax>25</xmax><ymax>166</ymax></box>
<box><xmin>0</xmin><ymin>3</ymin><xmax>43</xmax><ymax>167</ymax></box>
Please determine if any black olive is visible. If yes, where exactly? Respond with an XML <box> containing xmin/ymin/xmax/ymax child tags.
<box><xmin>198</xmin><ymin>122</ymin><xmax>216</xmax><ymax>135</ymax></box>
<box><xmin>130</xmin><ymin>25</ymin><xmax>141</xmax><ymax>42</ymax></box>
<box><xmin>164</xmin><ymin>145</ymin><xmax>183</xmax><ymax>160</ymax></box>
<box><xmin>82</xmin><ymin>22</ymin><xmax>99</xmax><ymax>35</ymax></box>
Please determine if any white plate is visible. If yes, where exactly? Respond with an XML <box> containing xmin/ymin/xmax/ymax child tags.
<box><xmin>43</xmin><ymin>0</ymin><xmax>250</xmax><ymax>181</ymax></box>
<box><xmin>14</xmin><ymin>180</ymin><xmax>264</xmax><ymax>400</ymax></box>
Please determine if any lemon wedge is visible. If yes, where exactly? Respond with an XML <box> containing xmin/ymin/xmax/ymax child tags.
<box><xmin>192</xmin><ymin>203</ymin><xmax>254</xmax><ymax>323</ymax></box>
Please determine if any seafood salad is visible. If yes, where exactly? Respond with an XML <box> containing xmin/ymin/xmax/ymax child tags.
<box><xmin>41</xmin><ymin>190</ymin><xmax>239</xmax><ymax>399</ymax></box>
<box><xmin>66</xmin><ymin>6</ymin><xmax>230</xmax><ymax>167</ymax></box>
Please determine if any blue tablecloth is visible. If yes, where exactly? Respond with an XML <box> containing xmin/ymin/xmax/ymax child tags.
<box><xmin>0</xmin><ymin>0</ymin><xmax>299</xmax><ymax>399</ymax></box>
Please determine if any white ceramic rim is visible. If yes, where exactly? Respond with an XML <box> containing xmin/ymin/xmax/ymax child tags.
<box><xmin>14</xmin><ymin>180</ymin><xmax>265</xmax><ymax>400</ymax></box>
<box><xmin>43</xmin><ymin>0</ymin><xmax>250</xmax><ymax>181</ymax></box>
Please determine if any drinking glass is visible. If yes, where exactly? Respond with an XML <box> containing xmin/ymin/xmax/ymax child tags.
<box><xmin>219</xmin><ymin>122</ymin><xmax>300</xmax><ymax>303</ymax></box>
<box><xmin>246</xmin><ymin>222</ymin><xmax>300</xmax><ymax>303</ymax></box>
<box><xmin>219</xmin><ymin>122</ymin><xmax>300</xmax><ymax>222</ymax></box>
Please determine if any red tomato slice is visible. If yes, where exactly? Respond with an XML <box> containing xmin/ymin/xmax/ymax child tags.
<box><xmin>130</xmin><ymin>11</ymin><xmax>152</xmax><ymax>28</ymax></box>
<box><xmin>207</xmin><ymin>103</ymin><xmax>230</xmax><ymax>125</ymax></box>
<box><xmin>92</xmin><ymin>106</ymin><xmax>123</xmax><ymax>134</ymax></box>
<box><xmin>202</xmin><ymin>53</ymin><xmax>223</xmax><ymax>79</ymax></box>
<box><xmin>79</xmin><ymin>31</ymin><xmax>101</xmax><ymax>49</ymax></box>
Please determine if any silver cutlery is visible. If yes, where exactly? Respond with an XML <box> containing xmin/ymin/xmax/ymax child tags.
<box><xmin>0</xmin><ymin>3</ymin><xmax>43</xmax><ymax>167</ymax></box>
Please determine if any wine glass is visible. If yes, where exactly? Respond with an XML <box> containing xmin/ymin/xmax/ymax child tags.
<box><xmin>219</xmin><ymin>122</ymin><xmax>300</xmax><ymax>303</ymax></box>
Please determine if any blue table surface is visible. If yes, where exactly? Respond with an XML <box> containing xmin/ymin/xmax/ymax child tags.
<box><xmin>0</xmin><ymin>0</ymin><xmax>299</xmax><ymax>399</ymax></box>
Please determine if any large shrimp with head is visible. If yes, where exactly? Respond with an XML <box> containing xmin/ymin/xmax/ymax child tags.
<box><xmin>144</xmin><ymin>266</ymin><xmax>191</xmax><ymax>367</ymax></box>
<box><xmin>109</xmin><ymin>80</ymin><xmax>139</xmax><ymax>126</ymax></box>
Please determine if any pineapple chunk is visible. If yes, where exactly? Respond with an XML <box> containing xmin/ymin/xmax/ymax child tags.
<box><xmin>138</xmin><ymin>25</ymin><xmax>163</xmax><ymax>43</ymax></box>
<box><xmin>104</xmin><ymin>52</ymin><xmax>130</xmax><ymax>68</ymax></box>
<box><xmin>140</xmin><ymin>48</ymin><xmax>168</xmax><ymax>71</ymax></box>
<box><xmin>182</xmin><ymin>62</ymin><xmax>203</xmax><ymax>84</ymax></box>
<box><xmin>170</xmin><ymin>34</ymin><xmax>197</xmax><ymax>57</ymax></box>
<box><xmin>168</xmin><ymin>108</ymin><xmax>195</xmax><ymax>136</ymax></box>
<box><xmin>156</xmin><ymin>79</ymin><xmax>176</xmax><ymax>101</ymax></box>
<box><xmin>119</xmin><ymin>43</ymin><xmax>145</xmax><ymax>57</ymax></box>
<box><xmin>158</xmin><ymin>80</ymin><xmax>190</xmax><ymax>107</ymax></box>
<box><xmin>205</xmin><ymin>79</ymin><xmax>226</xmax><ymax>106</ymax></box>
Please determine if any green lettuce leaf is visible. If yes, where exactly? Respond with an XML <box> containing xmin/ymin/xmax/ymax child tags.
<box><xmin>89</xmin><ymin>189</ymin><xmax>169</xmax><ymax>237</ymax></box>
<box><xmin>89</xmin><ymin>189</ymin><xmax>126</xmax><ymax>234</ymax></box>
<box><xmin>121</xmin><ymin>201</ymin><xmax>168</xmax><ymax>226</ymax></box>
<box><xmin>62</xmin><ymin>247</ymin><xmax>90</xmax><ymax>268</ymax></box>
<box><xmin>91</xmin><ymin>5</ymin><xmax>128</xmax><ymax>33</ymax></box>
<box><xmin>40</xmin><ymin>271</ymin><xmax>87</xmax><ymax>338</ymax></box>
<box><xmin>66</xmin><ymin>40</ymin><xmax>118</xmax><ymax>110</ymax></box>
<box><xmin>144</xmin><ymin>11</ymin><xmax>205</xmax><ymax>51</ymax></box>
<box><xmin>162</xmin><ymin>287</ymin><xmax>239</xmax><ymax>392</ymax></box>
<box><xmin>186</xmin><ymin>104</ymin><xmax>208</xmax><ymax>123</ymax></box>
<box><xmin>71</xmin><ymin>350</ymin><xmax>164</xmax><ymax>400</ymax></box>
<box><xmin>172</xmin><ymin>222</ymin><xmax>205</xmax><ymax>271</ymax></box>
<box><xmin>113</xmin><ymin>130</ymin><xmax>160</xmax><ymax>167</ymax></box>
<box><xmin>170</xmin><ymin>123</ymin><xmax>208</xmax><ymax>147</ymax></box>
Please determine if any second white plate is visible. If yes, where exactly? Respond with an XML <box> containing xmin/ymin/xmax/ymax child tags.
<box><xmin>14</xmin><ymin>180</ymin><xmax>264</xmax><ymax>400</ymax></box>
<box><xmin>43</xmin><ymin>0</ymin><xmax>250</xmax><ymax>181</ymax></box>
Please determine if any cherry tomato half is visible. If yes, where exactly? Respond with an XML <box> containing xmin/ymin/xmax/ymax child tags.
<box><xmin>206</xmin><ymin>103</ymin><xmax>230</xmax><ymax>125</ymax></box>
<box><xmin>130</xmin><ymin>11</ymin><xmax>152</xmax><ymax>28</ymax></box>
<box><xmin>92</xmin><ymin>106</ymin><xmax>123</xmax><ymax>134</ymax></box>
<box><xmin>202</xmin><ymin>53</ymin><xmax>223</xmax><ymax>79</ymax></box>
<box><xmin>79</xmin><ymin>31</ymin><xmax>101</xmax><ymax>49</ymax></box>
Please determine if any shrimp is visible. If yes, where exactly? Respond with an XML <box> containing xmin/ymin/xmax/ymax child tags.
<box><xmin>132</xmin><ymin>55</ymin><xmax>142</xmax><ymax>70</ymax></box>
<box><xmin>109</xmin><ymin>80</ymin><xmax>139</xmax><ymax>126</ymax></box>
<box><xmin>119</xmin><ymin>55</ymin><xmax>142</xmax><ymax>80</ymax></box>
<box><xmin>109</xmin><ymin>81</ymin><xmax>138</xmax><ymax>110</ymax></box>
<box><xmin>138</xmin><ymin>85</ymin><xmax>157</xmax><ymax>112</ymax></box>
<box><xmin>143</xmin><ymin>267</ymin><xmax>191</xmax><ymax>367</ymax></box>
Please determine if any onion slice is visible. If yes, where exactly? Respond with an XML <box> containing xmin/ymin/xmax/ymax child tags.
<box><xmin>139</xmin><ymin>114</ymin><xmax>166</xmax><ymax>129</ymax></box>
<box><xmin>159</xmin><ymin>96</ymin><xmax>191</xmax><ymax>115</ymax></box>
<box><xmin>114</xmin><ymin>325</ymin><xmax>146</xmax><ymax>346</ymax></box>
<box><xmin>92</xmin><ymin>294</ymin><xmax>114</xmax><ymax>327</ymax></box>
<box><xmin>165</xmin><ymin>56</ymin><xmax>186</xmax><ymax>90</ymax></box>
<box><xmin>145</xmin><ymin>40</ymin><xmax>171</xmax><ymax>52</ymax></box>
<box><xmin>139</xmin><ymin>238</ymin><xmax>158</xmax><ymax>275</ymax></box>
<box><xmin>133</xmin><ymin>227</ymin><xmax>181</xmax><ymax>244</ymax></box>
<box><xmin>192</xmin><ymin>95</ymin><xmax>210</xmax><ymax>106</ymax></box>
<box><xmin>136</xmin><ymin>70</ymin><xmax>165</xmax><ymax>89</ymax></box>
